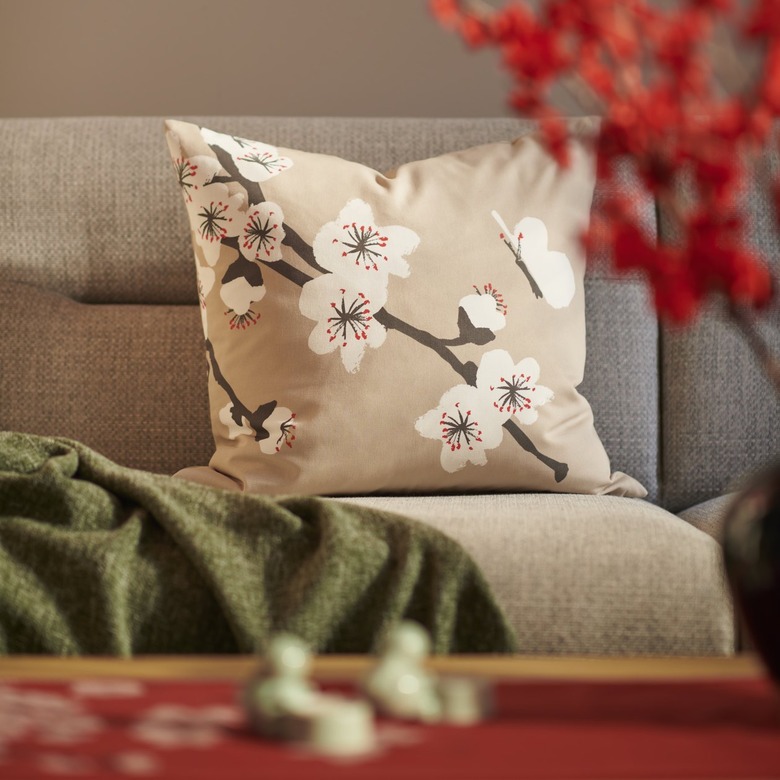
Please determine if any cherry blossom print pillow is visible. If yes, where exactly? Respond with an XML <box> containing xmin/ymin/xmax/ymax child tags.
<box><xmin>164</xmin><ymin>119</ymin><xmax>646</xmax><ymax>498</ymax></box>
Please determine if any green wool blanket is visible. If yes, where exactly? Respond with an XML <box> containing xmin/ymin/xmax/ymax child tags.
<box><xmin>0</xmin><ymin>433</ymin><xmax>516</xmax><ymax>655</ymax></box>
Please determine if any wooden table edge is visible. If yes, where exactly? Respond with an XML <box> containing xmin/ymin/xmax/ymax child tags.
<box><xmin>0</xmin><ymin>654</ymin><xmax>765</xmax><ymax>682</ymax></box>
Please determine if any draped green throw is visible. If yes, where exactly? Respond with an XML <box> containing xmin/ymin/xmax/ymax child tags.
<box><xmin>0</xmin><ymin>433</ymin><xmax>515</xmax><ymax>655</ymax></box>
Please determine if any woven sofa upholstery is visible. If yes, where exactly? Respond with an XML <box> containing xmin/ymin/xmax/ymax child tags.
<box><xmin>2</xmin><ymin>116</ymin><xmax>778</xmax><ymax>655</ymax></box>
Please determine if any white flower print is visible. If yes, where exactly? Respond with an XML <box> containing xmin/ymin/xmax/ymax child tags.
<box><xmin>187</xmin><ymin>184</ymin><xmax>244</xmax><ymax>266</ymax></box>
<box><xmin>172</xmin><ymin>154</ymin><xmax>222</xmax><ymax>203</ymax></box>
<box><xmin>219</xmin><ymin>256</ymin><xmax>266</xmax><ymax>330</ymax></box>
<box><xmin>219</xmin><ymin>403</ymin><xmax>252</xmax><ymax>441</ymax></box>
<box><xmin>239</xmin><ymin>201</ymin><xmax>285</xmax><ymax>262</ymax></box>
<box><xmin>298</xmin><ymin>272</ymin><xmax>388</xmax><ymax>373</ymax></box>
<box><xmin>220</xmin><ymin>276</ymin><xmax>265</xmax><ymax>330</ymax></box>
<box><xmin>132</xmin><ymin>704</ymin><xmax>241</xmax><ymax>749</ymax></box>
<box><xmin>234</xmin><ymin>145</ymin><xmax>292</xmax><ymax>183</ymax></box>
<box><xmin>415</xmin><ymin>385</ymin><xmax>505</xmax><ymax>473</ymax></box>
<box><xmin>476</xmin><ymin>349</ymin><xmax>554</xmax><ymax>424</ymax></box>
<box><xmin>200</xmin><ymin>127</ymin><xmax>292</xmax><ymax>183</ymax></box>
<box><xmin>200</xmin><ymin>127</ymin><xmax>253</xmax><ymax>155</ymax></box>
<box><xmin>218</xmin><ymin>403</ymin><xmax>297</xmax><ymax>454</ymax></box>
<box><xmin>313</xmin><ymin>199</ymin><xmax>420</xmax><ymax>280</ymax></box>
<box><xmin>258</xmin><ymin>405</ymin><xmax>298</xmax><ymax>454</ymax></box>
<box><xmin>492</xmin><ymin>211</ymin><xmax>576</xmax><ymax>309</ymax></box>
<box><xmin>459</xmin><ymin>283</ymin><xmax>507</xmax><ymax>332</ymax></box>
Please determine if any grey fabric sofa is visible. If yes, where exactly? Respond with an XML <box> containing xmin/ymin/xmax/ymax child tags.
<box><xmin>2</xmin><ymin>116</ymin><xmax>778</xmax><ymax>656</ymax></box>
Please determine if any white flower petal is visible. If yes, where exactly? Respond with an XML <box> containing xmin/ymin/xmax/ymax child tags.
<box><xmin>377</xmin><ymin>225</ymin><xmax>420</xmax><ymax>278</ymax></box>
<box><xmin>234</xmin><ymin>144</ymin><xmax>292</xmax><ymax>183</ymax></box>
<box><xmin>219</xmin><ymin>404</ymin><xmax>252</xmax><ymax>440</ymax></box>
<box><xmin>475</xmin><ymin>348</ymin><xmax>516</xmax><ymax>406</ymax></box>
<box><xmin>459</xmin><ymin>294</ymin><xmax>507</xmax><ymax>332</ymax></box>
<box><xmin>514</xmin><ymin>217</ymin><xmax>575</xmax><ymax>309</ymax></box>
<box><xmin>200</xmin><ymin>127</ymin><xmax>265</xmax><ymax>157</ymax></box>
<box><xmin>515</xmin><ymin>357</ymin><xmax>541</xmax><ymax>385</ymax></box>
<box><xmin>514</xmin><ymin>216</ymin><xmax>548</xmax><ymax>258</ymax></box>
<box><xmin>187</xmin><ymin>185</ymin><xmax>244</xmax><ymax>266</ymax></box>
<box><xmin>340</xmin><ymin>198</ymin><xmax>374</xmax><ymax>228</ymax></box>
<box><xmin>201</xmin><ymin>127</ymin><xmax>245</xmax><ymax>155</ymax></box>
<box><xmin>174</xmin><ymin>155</ymin><xmax>223</xmax><ymax>203</ymax></box>
<box><xmin>200</xmin><ymin>127</ymin><xmax>293</xmax><ymax>183</ymax></box>
<box><xmin>524</xmin><ymin>249</ymin><xmax>576</xmax><ymax>309</ymax></box>
<box><xmin>476</xmin><ymin>350</ymin><xmax>553</xmax><ymax>423</ymax></box>
<box><xmin>414</xmin><ymin>408</ymin><xmax>444</xmax><ymax>441</ymax></box>
<box><xmin>312</xmin><ymin>199</ymin><xmax>418</xmax><ymax>281</ymax></box>
<box><xmin>299</xmin><ymin>273</ymin><xmax>387</xmax><ymax>373</ymax></box>
<box><xmin>220</xmin><ymin>276</ymin><xmax>266</xmax><ymax>316</ymax></box>
<box><xmin>259</xmin><ymin>406</ymin><xmax>297</xmax><ymax>454</ymax></box>
<box><xmin>441</xmin><ymin>443</ymin><xmax>488</xmax><ymax>472</ymax></box>
<box><xmin>534</xmin><ymin>383</ymin><xmax>555</xmax><ymax>405</ymax></box>
<box><xmin>307</xmin><ymin>321</ymin><xmax>341</xmax><ymax>357</ymax></box>
<box><xmin>415</xmin><ymin>384</ymin><xmax>504</xmax><ymax>472</ymax></box>
<box><xmin>239</xmin><ymin>201</ymin><xmax>286</xmax><ymax>262</ymax></box>
<box><xmin>199</xmin><ymin>239</ymin><xmax>221</xmax><ymax>267</ymax></box>
<box><xmin>514</xmin><ymin>383</ymin><xmax>554</xmax><ymax>425</ymax></box>
<box><xmin>363</xmin><ymin>318</ymin><xmax>388</xmax><ymax>350</ymax></box>
<box><xmin>515</xmin><ymin>407</ymin><xmax>539</xmax><ymax>425</ymax></box>
<box><xmin>339</xmin><ymin>337</ymin><xmax>368</xmax><ymax>373</ymax></box>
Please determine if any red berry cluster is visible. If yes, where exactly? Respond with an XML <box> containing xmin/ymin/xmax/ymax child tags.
<box><xmin>432</xmin><ymin>0</ymin><xmax>779</xmax><ymax>323</ymax></box>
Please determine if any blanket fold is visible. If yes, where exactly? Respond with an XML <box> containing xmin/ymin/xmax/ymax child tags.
<box><xmin>0</xmin><ymin>433</ymin><xmax>516</xmax><ymax>655</ymax></box>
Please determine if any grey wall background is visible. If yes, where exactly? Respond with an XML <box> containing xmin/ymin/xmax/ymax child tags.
<box><xmin>0</xmin><ymin>0</ymin><xmax>515</xmax><ymax>118</ymax></box>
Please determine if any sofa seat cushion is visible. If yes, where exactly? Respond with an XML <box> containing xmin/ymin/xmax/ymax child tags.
<box><xmin>337</xmin><ymin>494</ymin><xmax>734</xmax><ymax>656</ymax></box>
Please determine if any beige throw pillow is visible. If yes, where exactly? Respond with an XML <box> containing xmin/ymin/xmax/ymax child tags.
<box><xmin>165</xmin><ymin>119</ymin><xmax>645</xmax><ymax>498</ymax></box>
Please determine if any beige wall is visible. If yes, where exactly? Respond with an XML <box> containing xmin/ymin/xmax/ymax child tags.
<box><xmin>0</xmin><ymin>0</ymin><xmax>514</xmax><ymax>118</ymax></box>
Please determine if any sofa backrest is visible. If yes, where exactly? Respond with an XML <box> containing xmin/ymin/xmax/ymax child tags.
<box><xmin>657</xmin><ymin>137</ymin><xmax>780</xmax><ymax>511</ymax></box>
<box><xmin>2</xmin><ymin>116</ymin><xmax>774</xmax><ymax>509</ymax></box>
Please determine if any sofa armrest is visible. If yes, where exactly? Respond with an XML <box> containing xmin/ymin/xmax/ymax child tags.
<box><xmin>678</xmin><ymin>492</ymin><xmax>758</xmax><ymax>653</ymax></box>
<box><xmin>677</xmin><ymin>493</ymin><xmax>738</xmax><ymax>543</ymax></box>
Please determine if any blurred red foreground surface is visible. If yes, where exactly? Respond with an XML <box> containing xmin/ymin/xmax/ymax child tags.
<box><xmin>1</xmin><ymin>677</ymin><xmax>779</xmax><ymax>779</ymax></box>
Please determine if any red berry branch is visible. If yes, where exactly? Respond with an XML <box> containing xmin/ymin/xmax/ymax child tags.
<box><xmin>432</xmin><ymin>0</ymin><xmax>780</xmax><ymax>396</ymax></box>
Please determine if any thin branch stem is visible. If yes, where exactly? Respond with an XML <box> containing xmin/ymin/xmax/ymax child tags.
<box><xmin>205</xmin><ymin>338</ymin><xmax>275</xmax><ymax>441</ymax></box>
<box><xmin>374</xmin><ymin>309</ymin><xmax>478</xmax><ymax>385</ymax></box>
<box><xmin>262</xmin><ymin>257</ymin><xmax>314</xmax><ymax>288</ymax></box>
<box><xmin>492</xmin><ymin>210</ymin><xmax>544</xmax><ymax>299</ymax></box>
<box><xmin>282</xmin><ymin>228</ymin><xmax>328</xmax><ymax>275</ymax></box>
<box><xmin>205</xmin><ymin>338</ymin><xmax>246</xmax><ymax>417</ymax></box>
<box><xmin>504</xmin><ymin>420</ymin><xmax>569</xmax><ymax>483</ymax></box>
